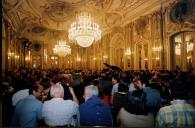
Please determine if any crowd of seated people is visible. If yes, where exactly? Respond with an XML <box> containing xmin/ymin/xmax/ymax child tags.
<box><xmin>1</xmin><ymin>67</ymin><xmax>195</xmax><ymax>127</ymax></box>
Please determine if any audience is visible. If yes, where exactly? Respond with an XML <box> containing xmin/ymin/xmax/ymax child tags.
<box><xmin>42</xmin><ymin>82</ymin><xmax>79</xmax><ymax>127</ymax></box>
<box><xmin>156</xmin><ymin>80</ymin><xmax>195</xmax><ymax>128</ymax></box>
<box><xmin>79</xmin><ymin>85</ymin><xmax>113</xmax><ymax>126</ymax></box>
<box><xmin>117</xmin><ymin>89</ymin><xmax>154</xmax><ymax>127</ymax></box>
<box><xmin>1</xmin><ymin>67</ymin><xmax>195</xmax><ymax>127</ymax></box>
<box><xmin>11</xmin><ymin>84</ymin><xmax>43</xmax><ymax>127</ymax></box>
<box><xmin>113</xmin><ymin>83</ymin><xmax>130</xmax><ymax>126</ymax></box>
<box><xmin>12</xmin><ymin>88</ymin><xmax>29</xmax><ymax>106</ymax></box>
<box><xmin>144</xmin><ymin>82</ymin><xmax>162</xmax><ymax>115</ymax></box>
<box><xmin>113</xmin><ymin>83</ymin><xmax>130</xmax><ymax>113</ymax></box>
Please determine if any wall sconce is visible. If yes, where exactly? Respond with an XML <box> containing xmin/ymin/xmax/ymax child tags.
<box><xmin>76</xmin><ymin>57</ymin><xmax>81</xmax><ymax>62</ymax></box>
<box><xmin>93</xmin><ymin>57</ymin><xmax>97</xmax><ymax>60</ymax></box>
<box><xmin>103</xmin><ymin>55</ymin><xmax>108</xmax><ymax>59</ymax></box>
<box><xmin>15</xmin><ymin>55</ymin><xmax>19</xmax><ymax>59</ymax></box>
<box><xmin>25</xmin><ymin>57</ymin><xmax>30</xmax><ymax>61</ymax></box>
<box><xmin>144</xmin><ymin>58</ymin><xmax>148</xmax><ymax>61</ymax></box>
<box><xmin>51</xmin><ymin>56</ymin><xmax>55</xmax><ymax>60</ymax></box>
<box><xmin>125</xmin><ymin>48</ymin><xmax>131</xmax><ymax>55</ymax></box>
<box><xmin>8</xmin><ymin>52</ymin><xmax>14</xmax><ymax>57</ymax></box>
<box><xmin>187</xmin><ymin>56</ymin><xmax>191</xmax><ymax>60</ymax></box>
<box><xmin>155</xmin><ymin>57</ymin><xmax>160</xmax><ymax>60</ymax></box>
<box><xmin>152</xmin><ymin>47</ymin><xmax>161</xmax><ymax>52</ymax></box>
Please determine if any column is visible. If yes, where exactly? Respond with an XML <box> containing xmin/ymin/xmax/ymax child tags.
<box><xmin>192</xmin><ymin>33</ymin><xmax>195</xmax><ymax>71</ymax></box>
<box><xmin>7</xmin><ymin>24</ymin><xmax>11</xmax><ymax>70</ymax></box>
<box><xmin>134</xmin><ymin>45</ymin><xmax>137</xmax><ymax>70</ymax></box>
<box><xmin>181</xmin><ymin>33</ymin><xmax>187</xmax><ymax>71</ymax></box>
<box><xmin>141</xmin><ymin>45</ymin><xmax>145</xmax><ymax>70</ymax></box>
<box><xmin>2</xmin><ymin>20</ymin><xmax>6</xmax><ymax>76</ymax></box>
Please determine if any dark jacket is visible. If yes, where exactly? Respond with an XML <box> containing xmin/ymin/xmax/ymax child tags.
<box><xmin>113</xmin><ymin>92</ymin><xmax>130</xmax><ymax>112</ymax></box>
<box><xmin>79</xmin><ymin>96</ymin><xmax>113</xmax><ymax>126</ymax></box>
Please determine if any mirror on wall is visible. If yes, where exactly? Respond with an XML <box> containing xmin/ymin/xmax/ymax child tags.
<box><xmin>32</xmin><ymin>55</ymin><xmax>41</xmax><ymax>68</ymax></box>
<box><xmin>172</xmin><ymin>31</ymin><xmax>194</xmax><ymax>71</ymax></box>
<box><xmin>136</xmin><ymin>43</ymin><xmax>148</xmax><ymax>70</ymax></box>
<box><xmin>50</xmin><ymin>55</ymin><xmax>59</xmax><ymax>68</ymax></box>
<box><xmin>186</xmin><ymin>34</ymin><xmax>193</xmax><ymax>69</ymax></box>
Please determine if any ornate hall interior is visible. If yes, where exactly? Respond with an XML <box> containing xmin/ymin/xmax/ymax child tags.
<box><xmin>1</xmin><ymin>0</ymin><xmax>195</xmax><ymax>72</ymax></box>
<box><xmin>1</xmin><ymin>0</ymin><xmax>195</xmax><ymax>128</ymax></box>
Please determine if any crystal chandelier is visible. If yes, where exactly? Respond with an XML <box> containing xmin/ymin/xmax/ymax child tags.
<box><xmin>53</xmin><ymin>40</ymin><xmax>71</xmax><ymax>56</ymax></box>
<box><xmin>68</xmin><ymin>12</ymin><xmax>101</xmax><ymax>47</ymax></box>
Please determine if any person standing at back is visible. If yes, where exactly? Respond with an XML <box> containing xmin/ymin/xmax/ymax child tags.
<box><xmin>110</xmin><ymin>75</ymin><xmax>120</xmax><ymax>104</ymax></box>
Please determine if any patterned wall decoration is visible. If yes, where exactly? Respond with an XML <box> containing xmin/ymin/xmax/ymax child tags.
<box><xmin>105</xmin><ymin>12</ymin><xmax>123</xmax><ymax>28</ymax></box>
<box><xmin>41</xmin><ymin>1</ymin><xmax>74</xmax><ymax>22</ymax></box>
<box><xmin>135</xmin><ymin>16</ymin><xmax>149</xmax><ymax>36</ymax></box>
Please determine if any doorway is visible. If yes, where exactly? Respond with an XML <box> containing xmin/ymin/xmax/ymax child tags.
<box><xmin>135</xmin><ymin>43</ymin><xmax>148</xmax><ymax>70</ymax></box>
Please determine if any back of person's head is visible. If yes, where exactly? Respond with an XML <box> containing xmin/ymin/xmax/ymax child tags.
<box><xmin>118</xmin><ymin>83</ymin><xmax>129</xmax><ymax>93</ymax></box>
<box><xmin>51</xmin><ymin>76</ymin><xmax>61</xmax><ymax>84</ymax></box>
<box><xmin>112</xmin><ymin>75</ymin><xmax>120</xmax><ymax>85</ymax></box>
<box><xmin>125</xmin><ymin>89</ymin><xmax>148</xmax><ymax>115</ymax></box>
<box><xmin>170</xmin><ymin>80</ymin><xmax>188</xmax><ymax>100</ymax></box>
<box><xmin>1</xmin><ymin>82</ymin><xmax>9</xmax><ymax>94</ymax></box>
<box><xmin>50</xmin><ymin>83</ymin><xmax>64</xmax><ymax>98</ymax></box>
<box><xmin>60</xmin><ymin>77</ymin><xmax>67</xmax><ymax>85</ymax></box>
<box><xmin>40</xmin><ymin>78</ymin><xmax>51</xmax><ymax>90</ymax></box>
<box><xmin>84</xmin><ymin>85</ymin><xmax>99</xmax><ymax>97</ymax></box>
<box><xmin>112</xmin><ymin>74</ymin><xmax>120</xmax><ymax>82</ymax></box>
<box><xmin>148</xmin><ymin>82</ymin><xmax>162</xmax><ymax>92</ymax></box>
<box><xmin>92</xmin><ymin>79</ymin><xmax>99</xmax><ymax>86</ymax></box>
<box><xmin>29</xmin><ymin>84</ymin><xmax>40</xmax><ymax>95</ymax></box>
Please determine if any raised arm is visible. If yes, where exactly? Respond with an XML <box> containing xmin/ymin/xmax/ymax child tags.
<box><xmin>69</xmin><ymin>87</ymin><xmax>79</xmax><ymax>104</ymax></box>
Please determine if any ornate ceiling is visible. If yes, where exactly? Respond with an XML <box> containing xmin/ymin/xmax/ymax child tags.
<box><xmin>2</xmin><ymin>0</ymin><xmax>173</xmax><ymax>43</ymax></box>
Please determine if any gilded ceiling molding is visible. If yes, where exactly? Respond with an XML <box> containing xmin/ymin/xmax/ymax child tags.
<box><xmin>123</xmin><ymin>0</ymin><xmax>145</xmax><ymax>17</ymax></box>
<box><xmin>114</xmin><ymin>0</ymin><xmax>128</xmax><ymax>11</ymax></box>
<box><xmin>82</xmin><ymin>0</ymin><xmax>113</xmax><ymax>11</ymax></box>
<box><xmin>18</xmin><ymin>16</ymin><xmax>43</xmax><ymax>37</ymax></box>
<box><xmin>25</xmin><ymin>0</ymin><xmax>42</xmax><ymax>19</ymax></box>
<box><xmin>104</xmin><ymin>12</ymin><xmax>123</xmax><ymax>27</ymax></box>
<box><xmin>122</xmin><ymin>0</ymin><xmax>174</xmax><ymax>27</ymax></box>
<box><xmin>3</xmin><ymin>0</ymin><xmax>24</xmax><ymax>13</ymax></box>
<box><xmin>41</xmin><ymin>1</ymin><xmax>74</xmax><ymax>22</ymax></box>
<box><xmin>110</xmin><ymin>32</ymin><xmax>125</xmax><ymax>48</ymax></box>
<box><xmin>123</xmin><ymin>0</ymin><xmax>143</xmax><ymax>12</ymax></box>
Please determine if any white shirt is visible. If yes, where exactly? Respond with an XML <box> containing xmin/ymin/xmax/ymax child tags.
<box><xmin>42</xmin><ymin>98</ymin><xmax>78</xmax><ymax>126</ymax></box>
<box><xmin>111</xmin><ymin>83</ymin><xmax>119</xmax><ymax>95</ymax></box>
<box><xmin>12</xmin><ymin>89</ymin><xmax>29</xmax><ymax>106</ymax></box>
<box><xmin>129</xmin><ymin>83</ymin><xmax>136</xmax><ymax>92</ymax></box>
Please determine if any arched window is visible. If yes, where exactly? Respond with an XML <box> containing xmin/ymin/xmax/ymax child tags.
<box><xmin>172</xmin><ymin>32</ymin><xmax>194</xmax><ymax>70</ymax></box>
